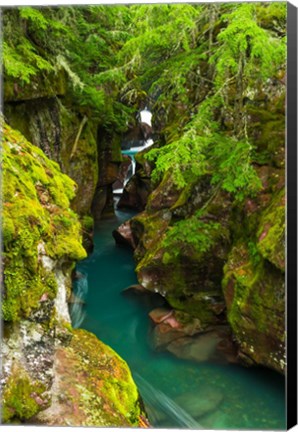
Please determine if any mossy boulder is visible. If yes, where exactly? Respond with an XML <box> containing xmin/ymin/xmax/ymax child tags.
<box><xmin>130</xmin><ymin>209</ymin><xmax>229</xmax><ymax>327</ymax></box>
<box><xmin>4</xmin><ymin>98</ymin><xmax>99</xmax><ymax>217</ymax></box>
<box><xmin>4</xmin><ymin>69</ymin><xmax>67</xmax><ymax>102</ymax></box>
<box><xmin>2</xmin><ymin>123</ymin><xmax>86</xmax><ymax>322</ymax></box>
<box><xmin>34</xmin><ymin>329</ymin><xmax>144</xmax><ymax>427</ymax></box>
<box><xmin>222</xmin><ymin>242</ymin><xmax>285</xmax><ymax>373</ymax></box>
<box><xmin>247</xmin><ymin>80</ymin><xmax>285</xmax><ymax>168</ymax></box>
<box><xmin>256</xmin><ymin>188</ymin><xmax>285</xmax><ymax>271</ymax></box>
<box><xmin>2</xmin><ymin>361</ymin><xmax>49</xmax><ymax>423</ymax></box>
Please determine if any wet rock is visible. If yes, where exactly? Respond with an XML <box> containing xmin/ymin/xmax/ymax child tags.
<box><xmin>121</xmin><ymin>121</ymin><xmax>153</xmax><ymax>149</ymax></box>
<box><xmin>113</xmin><ymin>220</ymin><xmax>136</xmax><ymax>249</ymax></box>
<box><xmin>117</xmin><ymin>146</ymin><xmax>155</xmax><ymax>211</ymax></box>
<box><xmin>122</xmin><ymin>286</ymin><xmax>166</xmax><ymax>310</ymax></box>
<box><xmin>150</xmin><ymin>317</ymin><xmax>238</xmax><ymax>364</ymax></box>
<box><xmin>149</xmin><ymin>310</ymin><xmax>206</xmax><ymax>351</ymax></box>
<box><xmin>130</xmin><ymin>210</ymin><xmax>171</xmax><ymax>261</ymax></box>
<box><xmin>117</xmin><ymin>172</ymin><xmax>153</xmax><ymax>211</ymax></box>
<box><xmin>150</xmin><ymin>309</ymin><xmax>203</xmax><ymax>333</ymax></box>
<box><xmin>123</xmin><ymin>284</ymin><xmax>149</xmax><ymax>295</ymax></box>
<box><xmin>149</xmin><ymin>308</ymin><xmax>173</xmax><ymax>324</ymax></box>
<box><xmin>147</xmin><ymin>172</ymin><xmax>183</xmax><ymax>211</ymax></box>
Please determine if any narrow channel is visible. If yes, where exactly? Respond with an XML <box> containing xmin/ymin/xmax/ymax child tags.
<box><xmin>71</xmin><ymin>205</ymin><xmax>285</xmax><ymax>430</ymax></box>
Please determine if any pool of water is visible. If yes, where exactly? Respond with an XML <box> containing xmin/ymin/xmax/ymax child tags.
<box><xmin>71</xmin><ymin>208</ymin><xmax>286</xmax><ymax>430</ymax></box>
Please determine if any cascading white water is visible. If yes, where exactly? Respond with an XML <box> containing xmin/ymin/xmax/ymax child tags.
<box><xmin>139</xmin><ymin>107</ymin><xmax>152</xmax><ymax>126</ymax></box>
<box><xmin>123</xmin><ymin>155</ymin><xmax>136</xmax><ymax>187</ymax></box>
<box><xmin>134</xmin><ymin>374</ymin><xmax>203</xmax><ymax>429</ymax></box>
<box><xmin>69</xmin><ymin>274</ymin><xmax>88</xmax><ymax>328</ymax></box>
<box><xmin>114</xmin><ymin>108</ymin><xmax>154</xmax><ymax>194</ymax></box>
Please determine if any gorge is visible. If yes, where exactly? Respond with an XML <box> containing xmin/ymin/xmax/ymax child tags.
<box><xmin>2</xmin><ymin>3</ymin><xmax>286</xmax><ymax>429</ymax></box>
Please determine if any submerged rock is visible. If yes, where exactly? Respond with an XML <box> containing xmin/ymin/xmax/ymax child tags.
<box><xmin>167</xmin><ymin>328</ymin><xmax>237</xmax><ymax>364</ymax></box>
<box><xmin>149</xmin><ymin>307</ymin><xmax>237</xmax><ymax>364</ymax></box>
<box><xmin>175</xmin><ymin>386</ymin><xmax>223</xmax><ymax>419</ymax></box>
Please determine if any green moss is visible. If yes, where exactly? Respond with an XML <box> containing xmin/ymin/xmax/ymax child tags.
<box><xmin>222</xmin><ymin>244</ymin><xmax>263</xmax><ymax>331</ymax></box>
<box><xmin>50</xmin><ymin>329</ymin><xmax>143</xmax><ymax>426</ymax></box>
<box><xmin>4</xmin><ymin>69</ymin><xmax>67</xmax><ymax>102</ymax></box>
<box><xmin>59</xmin><ymin>103</ymin><xmax>99</xmax><ymax>215</ymax></box>
<box><xmin>2</xmin><ymin>123</ymin><xmax>87</xmax><ymax>322</ymax></box>
<box><xmin>2</xmin><ymin>363</ymin><xmax>47</xmax><ymax>422</ymax></box>
<box><xmin>110</xmin><ymin>134</ymin><xmax>123</xmax><ymax>162</ymax></box>
<box><xmin>257</xmin><ymin>188</ymin><xmax>285</xmax><ymax>270</ymax></box>
<box><xmin>167</xmin><ymin>293</ymin><xmax>216</xmax><ymax>325</ymax></box>
<box><xmin>222</xmin><ymin>241</ymin><xmax>285</xmax><ymax>371</ymax></box>
<box><xmin>81</xmin><ymin>215</ymin><xmax>94</xmax><ymax>232</ymax></box>
<box><xmin>247</xmin><ymin>102</ymin><xmax>285</xmax><ymax>166</ymax></box>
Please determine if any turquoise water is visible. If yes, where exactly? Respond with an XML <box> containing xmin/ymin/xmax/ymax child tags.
<box><xmin>72</xmin><ymin>208</ymin><xmax>286</xmax><ymax>430</ymax></box>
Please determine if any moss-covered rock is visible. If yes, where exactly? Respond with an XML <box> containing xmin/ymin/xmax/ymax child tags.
<box><xmin>2</xmin><ymin>361</ymin><xmax>48</xmax><ymax>423</ymax></box>
<box><xmin>58</xmin><ymin>103</ymin><xmax>99</xmax><ymax>216</ymax></box>
<box><xmin>2</xmin><ymin>123</ymin><xmax>87</xmax><ymax>322</ymax></box>
<box><xmin>257</xmin><ymin>188</ymin><xmax>285</xmax><ymax>271</ymax></box>
<box><xmin>4</xmin><ymin>69</ymin><xmax>67</xmax><ymax>102</ymax></box>
<box><xmin>4</xmin><ymin>98</ymin><xmax>99</xmax><ymax>217</ymax></box>
<box><xmin>34</xmin><ymin>329</ymin><xmax>144</xmax><ymax>427</ymax></box>
<box><xmin>222</xmin><ymin>242</ymin><xmax>285</xmax><ymax>373</ymax></box>
<box><xmin>2</xmin><ymin>123</ymin><xmax>149</xmax><ymax>427</ymax></box>
<box><xmin>126</xmin><ymin>141</ymin><xmax>285</xmax><ymax>373</ymax></box>
<box><xmin>130</xmin><ymin>206</ymin><xmax>229</xmax><ymax>327</ymax></box>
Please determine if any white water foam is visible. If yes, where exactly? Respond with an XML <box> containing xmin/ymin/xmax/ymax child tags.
<box><xmin>134</xmin><ymin>374</ymin><xmax>203</xmax><ymax>429</ymax></box>
<box><xmin>69</xmin><ymin>275</ymin><xmax>88</xmax><ymax>328</ymax></box>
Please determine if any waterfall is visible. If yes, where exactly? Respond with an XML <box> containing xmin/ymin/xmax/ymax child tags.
<box><xmin>131</xmin><ymin>156</ymin><xmax>136</xmax><ymax>176</ymax></box>
<box><xmin>69</xmin><ymin>274</ymin><xmax>88</xmax><ymax>328</ymax></box>
<box><xmin>114</xmin><ymin>108</ymin><xmax>154</xmax><ymax>195</ymax></box>
<box><xmin>139</xmin><ymin>107</ymin><xmax>152</xmax><ymax>126</ymax></box>
<box><xmin>134</xmin><ymin>374</ymin><xmax>202</xmax><ymax>429</ymax></box>
<box><xmin>123</xmin><ymin>155</ymin><xmax>136</xmax><ymax>187</ymax></box>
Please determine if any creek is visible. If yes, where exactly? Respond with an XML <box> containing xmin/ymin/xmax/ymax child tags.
<box><xmin>70</xmin><ymin>206</ymin><xmax>285</xmax><ymax>430</ymax></box>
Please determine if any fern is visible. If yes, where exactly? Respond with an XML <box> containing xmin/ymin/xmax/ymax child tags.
<box><xmin>162</xmin><ymin>216</ymin><xmax>222</xmax><ymax>256</ymax></box>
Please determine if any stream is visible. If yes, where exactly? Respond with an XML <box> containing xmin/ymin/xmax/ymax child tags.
<box><xmin>71</xmin><ymin>206</ymin><xmax>285</xmax><ymax>430</ymax></box>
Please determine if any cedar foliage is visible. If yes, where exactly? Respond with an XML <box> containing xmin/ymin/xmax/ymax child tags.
<box><xmin>3</xmin><ymin>3</ymin><xmax>286</xmax><ymax>252</ymax></box>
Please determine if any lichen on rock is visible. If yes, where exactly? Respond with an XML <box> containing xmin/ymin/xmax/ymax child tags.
<box><xmin>34</xmin><ymin>329</ymin><xmax>143</xmax><ymax>427</ymax></box>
